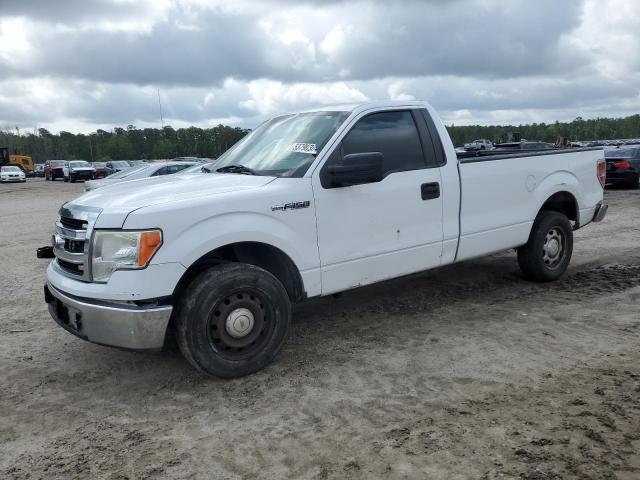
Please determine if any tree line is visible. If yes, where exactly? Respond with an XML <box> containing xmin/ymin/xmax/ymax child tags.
<box><xmin>2</xmin><ymin>114</ymin><xmax>640</xmax><ymax>162</ymax></box>
<box><xmin>0</xmin><ymin>124</ymin><xmax>250</xmax><ymax>163</ymax></box>
<box><xmin>447</xmin><ymin>114</ymin><xmax>640</xmax><ymax>147</ymax></box>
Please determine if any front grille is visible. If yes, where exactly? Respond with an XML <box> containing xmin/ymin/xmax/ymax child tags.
<box><xmin>57</xmin><ymin>258</ymin><xmax>84</xmax><ymax>275</ymax></box>
<box><xmin>60</xmin><ymin>216</ymin><xmax>87</xmax><ymax>230</ymax></box>
<box><xmin>53</xmin><ymin>206</ymin><xmax>100</xmax><ymax>281</ymax></box>
<box><xmin>64</xmin><ymin>238</ymin><xmax>85</xmax><ymax>253</ymax></box>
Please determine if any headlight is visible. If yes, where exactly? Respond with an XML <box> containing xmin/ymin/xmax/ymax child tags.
<box><xmin>91</xmin><ymin>230</ymin><xmax>162</xmax><ymax>282</ymax></box>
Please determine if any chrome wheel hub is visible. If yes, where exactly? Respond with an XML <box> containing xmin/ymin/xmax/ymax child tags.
<box><xmin>225</xmin><ymin>308</ymin><xmax>255</xmax><ymax>338</ymax></box>
<box><xmin>542</xmin><ymin>228</ymin><xmax>564</xmax><ymax>269</ymax></box>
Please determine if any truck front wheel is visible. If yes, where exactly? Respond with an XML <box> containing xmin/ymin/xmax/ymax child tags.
<box><xmin>518</xmin><ymin>211</ymin><xmax>573</xmax><ymax>282</ymax></box>
<box><xmin>175</xmin><ymin>263</ymin><xmax>292</xmax><ymax>378</ymax></box>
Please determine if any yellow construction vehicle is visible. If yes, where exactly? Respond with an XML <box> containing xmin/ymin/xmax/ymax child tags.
<box><xmin>0</xmin><ymin>147</ymin><xmax>34</xmax><ymax>175</ymax></box>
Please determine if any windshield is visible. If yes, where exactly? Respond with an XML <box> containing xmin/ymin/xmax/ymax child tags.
<box><xmin>606</xmin><ymin>148</ymin><xmax>640</xmax><ymax>159</ymax></box>
<box><xmin>70</xmin><ymin>161</ymin><xmax>91</xmax><ymax>168</ymax></box>
<box><xmin>2</xmin><ymin>166</ymin><xmax>20</xmax><ymax>172</ymax></box>
<box><xmin>215</xmin><ymin>111</ymin><xmax>350</xmax><ymax>177</ymax></box>
<box><xmin>108</xmin><ymin>165</ymin><xmax>148</xmax><ymax>179</ymax></box>
<box><xmin>111</xmin><ymin>161</ymin><xmax>131</xmax><ymax>168</ymax></box>
<box><xmin>50</xmin><ymin>160</ymin><xmax>65</xmax><ymax>167</ymax></box>
<box><xmin>92</xmin><ymin>162</ymin><xmax>106</xmax><ymax>167</ymax></box>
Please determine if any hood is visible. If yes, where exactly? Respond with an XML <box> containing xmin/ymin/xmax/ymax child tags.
<box><xmin>75</xmin><ymin>173</ymin><xmax>275</xmax><ymax>212</ymax></box>
<box><xmin>70</xmin><ymin>167</ymin><xmax>94</xmax><ymax>171</ymax></box>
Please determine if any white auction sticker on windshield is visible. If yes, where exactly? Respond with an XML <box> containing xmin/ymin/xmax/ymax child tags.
<box><xmin>288</xmin><ymin>143</ymin><xmax>317</xmax><ymax>154</ymax></box>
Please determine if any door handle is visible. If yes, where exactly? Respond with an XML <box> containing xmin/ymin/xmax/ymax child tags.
<box><xmin>421</xmin><ymin>182</ymin><xmax>440</xmax><ymax>200</ymax></box>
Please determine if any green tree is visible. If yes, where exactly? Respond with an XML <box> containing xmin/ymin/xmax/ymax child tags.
<box><xmin>152</xmin><ymin>138</ymin><xmax>177</xmax><ymax>159</ymax></box>
<box><xmin>105</xmin><ymin>134</ymin><xmax>134</xmax><ymax>160</ymax></box>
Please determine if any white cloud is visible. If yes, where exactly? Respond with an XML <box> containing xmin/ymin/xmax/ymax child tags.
<box><xmin>0</xmin><ymin>0</ymin><xmax>638</xmax><ymax>133</ymax></box>
<box><xmin>241</xmin><ymin>80</ymin><xmax>369</xmax><ymax>116</ymax></box>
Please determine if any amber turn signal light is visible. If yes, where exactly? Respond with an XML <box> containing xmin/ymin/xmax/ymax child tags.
<box><xmin>138</xmin><ymin>230</ymin><xmax>162</xmax><ymax>267</ymax></box>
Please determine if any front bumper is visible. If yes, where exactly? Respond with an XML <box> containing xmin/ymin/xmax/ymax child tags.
<box><xmin>71</xmin><ymin>170</ymin><xmax>94</xmax><ymax>179</ymax></box>
<box><xmin>44</xmin><ymin>282</ymin><xmax>173</xmax><ymax>350</ymax></box>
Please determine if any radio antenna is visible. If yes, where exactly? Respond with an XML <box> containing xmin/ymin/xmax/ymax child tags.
<box><xmin>157</xmin><ymin>88</ymin><xmax>164</xmax><ymax>129</ymax></box>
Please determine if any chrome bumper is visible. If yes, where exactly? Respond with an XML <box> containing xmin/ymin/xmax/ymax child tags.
<box><xmin>44</xmin><ymin>282</ymin><xmax>172</xmax><ymax>350</ymax></box>
<box><xmin>592</xmin><ymin>202</ymin><xmax>608</xmax><ymax>223</ymax></box>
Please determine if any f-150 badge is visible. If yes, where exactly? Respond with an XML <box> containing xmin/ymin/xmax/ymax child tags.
<box><xmin>271</xmin><ymin>201</ymin><xmax>311</xmax><ymax>212</ymax></box>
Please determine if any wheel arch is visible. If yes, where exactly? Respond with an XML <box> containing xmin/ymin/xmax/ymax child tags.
<box><xmin>173</xmin><ymin>241</ymin><xmax>306</xmax><ymax>304</ymax></box>
<box><xmin>536</xmin><ymin>190</ymin><xmax>579</xmax><ymax>226</ymax></box>
<box><xmin>532</xmin><ymin>170</ymin><xmax>585</xmax><ymax>228</ymax></box>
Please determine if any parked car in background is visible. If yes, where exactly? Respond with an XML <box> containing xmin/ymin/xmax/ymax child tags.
<box><xmin>35</xmin><ymin>164</ymin><xmax>45</xmax><ymax>177</ymax></box>
<box><xmin>464</xmin><ymin>139</ymin><xmax>493</xmax><ymax>151</ymax></box>
<box><xmin>1</xmin><ymin>165</ymin><xmax>26</xmax><ymax>183</ymax></box>
<box><xmin>521</xmin><ymin>141</ymin><xmax>555</xmax><ymax>150</ymax></box>
<box><xmin>492</xmin><ymin>141</ymin><xmax>555</xmax><ymax>154</ymax></box>
<box><xmin>91</xmin><ymin>162</ymin><xmax>108</xmax><ymax>178</ymax></box>
<box><xmin>105</xmin><ymin>160</ymin><xmax>132</xmax><ymax>176</ymax></box>
<box><xmin>605</xmin><ymin>147</ymin><xmax>640</xmax><ymax>189</ymax></box>
<box><xmin>128</xmin><ymin>160</ymin><xmax>146</xmax><ymax>167</ymax></box>
<box><xmin>179</xmin><ymin>161</ymin><xmax>217</xmax><ymax>175</ymax></box>
<box><xmin>84</xmin><ymin>161</ymin><xmax>197</xmax><ymax>191</ymax></box>
<box><xmin>174</xmin><ymin>156</ymin><xmax>211</xmax><ymax>163</ymax></box>
<box><xmin>63</xmin><ymin>161</ymin><xmax>96</xmax><ymax>183</ymax></box>
<box><xmin>44</xmin><ymin>160</ymin><xmax>66</xmax><ymax>180</ymax></box>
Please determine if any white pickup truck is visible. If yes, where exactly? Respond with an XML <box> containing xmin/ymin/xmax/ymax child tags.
<box><xmin>42</xmin><ymin>101</ymin><xmax>608</xmax><ymax>378</ymax></box>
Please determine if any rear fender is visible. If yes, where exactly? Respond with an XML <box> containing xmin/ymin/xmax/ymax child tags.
<box><xmin>531</xmin><ymin>170</ymin><xmax>583</xmax><ymax>223</ymax></box>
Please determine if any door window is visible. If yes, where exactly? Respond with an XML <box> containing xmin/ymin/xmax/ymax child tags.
<box><xmin>341</xmin><ymin>111</ymin><xmax>426</xmax><ymax>176</ymax></box>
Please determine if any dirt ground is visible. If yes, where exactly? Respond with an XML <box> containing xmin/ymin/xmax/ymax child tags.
<box><xmin>1</xmin><ymin>179</ymin><xmax>639</xmax><ymax>480</ymax></box>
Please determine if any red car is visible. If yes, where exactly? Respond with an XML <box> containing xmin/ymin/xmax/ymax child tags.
<box><xmin>44</xmin><ymin>160</ymin><xmax>65</xmax><ymax>181</ymax></box>
<box><xmin>90</xmin><ymin>162</ymin><xmax>108</xmax><ymax>179</ymax></box>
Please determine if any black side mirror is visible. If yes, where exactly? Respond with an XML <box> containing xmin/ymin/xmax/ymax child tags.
<box><xmin>326</xmin><ymin>152</ymin><xmax>383</xmax><ymax>188</ymax></box>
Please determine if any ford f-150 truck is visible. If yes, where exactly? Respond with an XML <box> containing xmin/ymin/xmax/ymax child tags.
<box><xmin>41</xmin><ymin>101</ymin><xmax>608</xmax><ymax>378</ymax></box>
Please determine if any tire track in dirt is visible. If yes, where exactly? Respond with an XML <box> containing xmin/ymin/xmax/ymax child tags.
<box><xmin>336</xmin><ymin>263</ymin><xmax>640</xmax><ymax>318</ymax></box>
<box><xmin>361</xmin><ymin>352</ymin><xmax>640</xmax><ymax>480</ymax></box>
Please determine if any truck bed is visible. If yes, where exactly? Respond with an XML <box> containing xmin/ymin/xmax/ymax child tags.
<box><xmin>457</xmin><ymin>147</ymin><xmax>603</xmax><ymax>163</ymax></box>
<box><xmin>454</xmin><ymin>147</ymin><xmax>605</xmax><ymax>262</ymax></box>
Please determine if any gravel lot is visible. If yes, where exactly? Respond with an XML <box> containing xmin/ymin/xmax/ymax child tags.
<box><xmin>1</xmin><ymin>179</ymin><xmax>639</xmax><ymax>479</ymax></box>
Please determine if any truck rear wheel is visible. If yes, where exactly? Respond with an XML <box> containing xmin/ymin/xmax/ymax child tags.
<box><xmin>518</xmin><ymin>211</ymin><xmax>573</xmax><ymax>282</ymax></box>
<box><xmin>175</xmin><ymin>263</ymin><xmax>292</xmax><ymax>378</ymax></box>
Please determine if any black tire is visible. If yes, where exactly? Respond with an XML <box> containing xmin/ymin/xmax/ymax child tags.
<box><xmin>629</xmin><ymin>175</ymin><xmax>640</xmax><ymax>190</ymax></box>
<box><xmin>64</xmin><ymin>176</ymin><xmax>69</xmax><ymax>182</ymax></box>
<box><xmin>175</xmin><ymin>263</ymin><xmax>292</xmax><ymax>378</ymax></box>
<box><xmin>70</xmin><ymin>174</ymin><xmax>76</xmax><ymax>183</ymax></box>
<box><xmin>45</xmin><ymin>174</ymin><xmax>50</xmax><ymax>181</ymax></box>
<box><xmin>518</xmin><ymin>211</ymin><xmax>573</xmax><ymax>282</ymax></box>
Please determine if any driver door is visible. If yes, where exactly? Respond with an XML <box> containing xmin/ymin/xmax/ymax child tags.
<box><xmin>312</xmin><ymin>109</ymin><xmax>444</xmax><ymax>295</ymax></box>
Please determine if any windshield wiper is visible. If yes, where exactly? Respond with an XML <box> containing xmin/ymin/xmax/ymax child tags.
<box><xmin>216</xmin><ymin>164</ymin><xmax>256</xmax><ymax>175</ymax></box>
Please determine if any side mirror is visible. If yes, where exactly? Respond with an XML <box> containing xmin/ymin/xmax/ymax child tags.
<box><xmin>327</xmin><ymin>152</ymin><xmax>383</xmax><ymax>188</ymax></box>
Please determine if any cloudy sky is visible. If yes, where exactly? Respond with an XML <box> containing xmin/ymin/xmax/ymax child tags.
<box><xmin>1</xmin><ymin>0</ymin><xmax>639</xmax><ymax>133</ymax></box>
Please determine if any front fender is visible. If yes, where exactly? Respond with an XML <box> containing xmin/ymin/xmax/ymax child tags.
<box><xmin>163</xmin><ymin>211</ymin><xmax>321</xmax><ymax>298</ymax></box>
<box><xmin>164</xmin><ymin>211</ymin><xmax>319</xmax><ymax>272</ymax></box>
